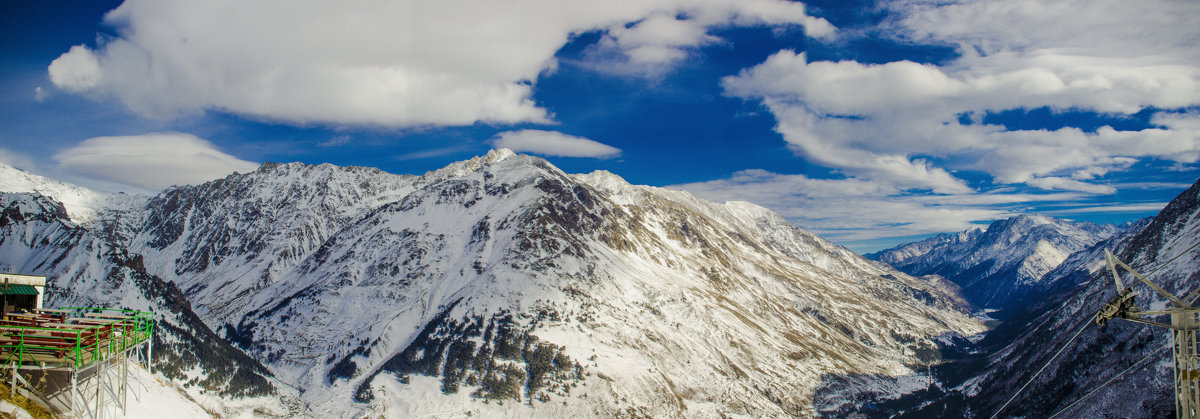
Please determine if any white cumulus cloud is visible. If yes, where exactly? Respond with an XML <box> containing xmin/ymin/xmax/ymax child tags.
<box><xmin>47</xmin><ymin>45</ymin><xmax>102</xmax><ymax>93</ymax></box>
<box><xmin>723</xmin><ymin>0</ymin><xmax>1200</xmax><ymax>195</ymax></box>
<box><xmin>53</xmin><ymin>133</ymin><xmax>259</xmax><ymax>193</ymax></box>
<box><xmin>48</xmin><ymin>0</ymin><xmax>832</xmax><ymax>128</ymax></box>
<box><xmin>492</xmin><ymin>130</ymin><xmax>621</xmax><ymax>158</ymax></box>
<box><xmin>585</xmin><ymin>0</ymin><xmax>834</xmax><ymax>75</ymax></box>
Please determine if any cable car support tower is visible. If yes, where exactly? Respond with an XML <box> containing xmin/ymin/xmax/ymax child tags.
<box><xmin>1096</xmin><ymin>249</ymin><xmax>1199</xmax><ymax>419</ymax></box>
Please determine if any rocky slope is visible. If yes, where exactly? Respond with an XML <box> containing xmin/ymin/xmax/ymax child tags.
<box><xmin>97</xmin><ymin>150</ymin><xmax>982</xmax><ymax>417</ymax></box>
<box><xmin>0</xmin><ymin>192</ymin><xmax>294</xmax><ymax>416</ymax></box>
<box><xmin>107</xmin><ymin>161</ymin><xmax>416</xmax><ymax>327</ymax></box>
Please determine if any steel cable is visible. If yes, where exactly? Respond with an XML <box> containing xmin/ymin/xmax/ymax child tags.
<box><xmin>1047</xmin><ymin>346</ymin><xmax>1168</xmax><ymax>419</ymax></box>
<box><xmin>989</xmin><ymin>315</ymin><xmax>1094</xmax><ymax>419</ymax></box>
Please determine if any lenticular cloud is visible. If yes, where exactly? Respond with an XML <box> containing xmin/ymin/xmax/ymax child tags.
<box><xmin>492</xmin><ymin>130</ymin><xmax>621</xmax><ymax>159</ymax></box>
<box><xmin>53</xmin><ymin>133</ymin><xmax>259</xmax><ymax>192</ymax></box>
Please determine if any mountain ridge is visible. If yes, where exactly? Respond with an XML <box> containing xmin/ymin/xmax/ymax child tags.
<box><xmin>3</xmin><ymin>150</ymin><xmax>986</xmax><ymax>417</ymax></box>
<box><xmin>94</xmin><ymin>150</ymin><xmax>983</xmax><ymax>416</ymax></box>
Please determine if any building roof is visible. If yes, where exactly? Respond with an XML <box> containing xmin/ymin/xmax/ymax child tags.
<box><xmin>0</xmin><ymin>284</ymin><xmax>39</xmax><ymax>295</ymax></box>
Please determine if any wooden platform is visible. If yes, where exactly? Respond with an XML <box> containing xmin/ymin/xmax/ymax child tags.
<box><xmin>0</xmin><ymin>308</ymin><xmax>153</xmax><ymax>369</ymax></box>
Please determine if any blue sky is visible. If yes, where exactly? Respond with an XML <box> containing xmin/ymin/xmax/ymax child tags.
<box><xmin>1</xmin><ymin>0</ymin><xmax>1197</xmax><ymax>253</ymax></box>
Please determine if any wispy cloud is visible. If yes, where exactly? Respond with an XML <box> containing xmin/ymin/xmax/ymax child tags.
<box><xmin>1043</xmin><ymin>203</ymin><xmax>1168</xmax><ymax>215</ymax></box>
<box><xmin>53</xmin><ymin>132</ymin><xmax>258</xmax><ymax>193</ymax></box>
<box><xmin>0</xmin><ymin>148</ymin><xmax>37</xmax><ymax>172</ymax></box>
<box><xmin>317</xmin><ymin>135</ymin><xmax>351</xmax><ymax>148</ymax></box>
<box><xmin>33</xmin><ymin>86</ymin><xmax>48</xmax><ymax>102</ymax></box>
<box><xmin>491</xmin><ymin>130</ymin><xmax>621</xmax><ymax>159</ymax></box>
<box><xmin>1026</xmin><ymin>177</ymin><xmax>1115</xmax><ymax>194</ymax></box>
<box><xmin>395</xmin><ymin>145</ymin><xmax>472</xmax><ymax>161</ymax></box>
<box><xmin>669</xmin><ymin>170</ymin><xmax>1027</xmax><ymax>242</ymax></box>
<box><xmin>668</xmin><ymin>166</ymin><xmax>1174</xmax><ymax>248</ymax></box>
<box><xmin>1113</xmin><ymin>181</ymin><xmax>1195</xmax><ymax>190</ymax></box>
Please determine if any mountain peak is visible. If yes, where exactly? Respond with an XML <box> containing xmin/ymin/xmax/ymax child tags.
<box><xmin>573</xmin><ymin>170</ymin><xmax>628</xmax><ymax>191</ymax></box>
<box><xmin>417</xmin><ymin>148</ymin><xmax>542</xmax><ymax>183</ymax></box>
<box><xmin>485</xmin><ymin>148</ymin><xmax>516</xmax><ymax>162</ymax></box>
<box><xmin>1009</xmin><ymin>213</ymin><xmax>1051</xmax><ymax>224</ymax></box>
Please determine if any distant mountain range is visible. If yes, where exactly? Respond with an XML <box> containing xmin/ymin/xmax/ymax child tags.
<box><xmin>867</xmin><ymin>214</ymin><xmax>1123</xmax><ymax>316</ymax></box>
<box><xmin>0</xmin><ymin>153</ymin><xmax>982</xmax><ymax>417</ymax></box>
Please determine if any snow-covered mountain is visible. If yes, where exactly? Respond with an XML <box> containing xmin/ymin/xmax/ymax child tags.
<box><xmin>0</xmin><ymin>150</ymin><xmax>990</xmax><ymax>416</ymax></box>
<box><xmin>0</xmin><ymin>163</ymin><xmax>143</xmax><ymax>226</ymax></box>
<box><xmin>57</xmin><ymin>149</ymin><xmax>979</xmax><ymax>417</ymax></box>
<box><xmin>845</xmin><ymin>177</ymin><xmax>1200</xmax><ymax>418</ymax></box>
<box><xmin>0</xmin><ymin>192</ymin><xmax>294</xmax><ymax>416</ymax></box>
<box><xmin>106</xmin><ymin>161</ymin><xmax>417</xmax><ymax>327</ymax></box>
<box><xmin>866</xmin><ymin>228</ymin><xmax>984</xmax><ymax>268</ymax></box>
<box><xmin>867</xmin><ymin>214</ymin><xmax>1120</xmax><ymax>314</ymax></box>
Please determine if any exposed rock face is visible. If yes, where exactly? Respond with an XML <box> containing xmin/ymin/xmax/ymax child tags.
<box><xmin>0</xmin><ymin>192</ymin><xmax>283</xmax><ymax>405</ymax></box>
